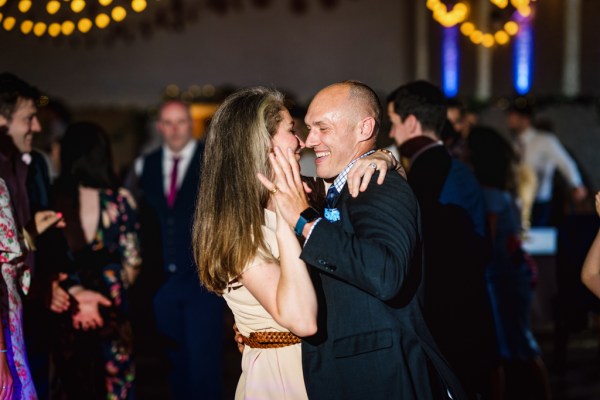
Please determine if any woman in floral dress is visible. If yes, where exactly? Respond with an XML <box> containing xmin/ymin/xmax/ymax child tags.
<box><xmin>0</xmin><ymin>177</ymin><xmax>36</xmax><ymax>399</ymax></box>
<box><xmin>52</xmin><ymin>122</ymin><xmax>141</xmax><ymax>400</ymax></box>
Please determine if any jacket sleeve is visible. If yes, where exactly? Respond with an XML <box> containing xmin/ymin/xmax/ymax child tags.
<box><xmin>546</xmin><ymin>135</ymin><xmax>583</xmax><ymax>188</ymax></box>
<box><xmin>300</xmin><ymin>174</ymin><xmax>421</xmax><ymax>301</ymax></box>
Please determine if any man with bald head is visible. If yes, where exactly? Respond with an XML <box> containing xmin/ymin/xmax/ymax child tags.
<box><xmin>273</xmin><ymin>81</ymin><xmax>465</xmax><ymax>399</ymax></box>
<box><xmin>136</xmin><ymin>100</ymin><xmax>224</xmax><ymax>399</ymax></box>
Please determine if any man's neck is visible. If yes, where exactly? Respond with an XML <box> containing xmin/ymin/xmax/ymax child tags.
<box><xmin>422</xmin><ymin>129</ymin><xmax>439</xmax><ymax>141</ymax></box>
<box><xmin>166</xmin><ymin>139</ymin><xmax>194</xmax><ymax>156</ymax></box>
<box><xmin>517</xmin><ymin>124</ymin><xmax>532</xmax><ymax>136</ymax></box>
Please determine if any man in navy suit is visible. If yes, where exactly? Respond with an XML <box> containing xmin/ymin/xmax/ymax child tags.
<box><xmin>272</xmin><ymin>81</ymin><xmax>465</xmax><ymax>399</ymax></box>
<box><xmin>136</xmin><ymin>101</ymin><xmax>224</xmax><ymax>399</ymax></box>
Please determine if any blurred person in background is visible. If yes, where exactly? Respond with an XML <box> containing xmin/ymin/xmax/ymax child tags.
<box><xmin>131</xmin><ymin>100</ymin><xmax>224</xmax><ymax>399</ymax></box>
<box><xmin>507</xmin><ymin>104</ymin><xmax>586</xmax><ymax>226</ymax></box>
<box><xmin>0</xmin><ymin>72</ymin><xmax>68</xmax><ymax>399</ymax></box>
<box><xmin>387</xmin><ymin>80</ymin><xmax>499</xmax><ymax>400</ymax></box>
<box><xmin>468</xmin><ymin>126</ymin><xmax>550</xmax><ymax>400</ymax></box>
<box><xmin>52</xmin><ymin>122</ymin><xmax>141</xmax><ymax>399</ymax></box>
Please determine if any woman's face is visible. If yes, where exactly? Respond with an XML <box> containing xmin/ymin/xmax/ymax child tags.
<box><xmin>271</xmin><ymin>109</ymin><xmax>305</xmax><ymax>161</ymax></box>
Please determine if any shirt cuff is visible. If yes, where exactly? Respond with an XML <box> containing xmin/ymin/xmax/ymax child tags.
<box><xmin>303</xmin><ymin>217</ymin><xmax>322</xmax><ymax>245</ymax></box>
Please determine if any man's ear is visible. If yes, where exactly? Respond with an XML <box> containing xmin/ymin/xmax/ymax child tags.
<box><xmin>405</xmin><ymin>114</ymin><xmax>419</xmax><ymax>134</ymax></box>
<box><xmin>0</xmin><ymin>115</ymin><xmax>7</xmax><ymax>127</ymax></box>
<box><xmin>358</xmin><ymin>117</ymin><xmax>376</xmax><ymax>142</ymax></box>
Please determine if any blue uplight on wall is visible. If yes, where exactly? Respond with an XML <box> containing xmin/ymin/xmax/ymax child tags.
<box><xmin>513</xmin><ymin>15</ymin><xmax>533</xmax><ymax>95</ymax></box>
<box><xmin>442</xmin><ymin>25</ymin><xmax>459</xmax><ymax>98</ymax></box>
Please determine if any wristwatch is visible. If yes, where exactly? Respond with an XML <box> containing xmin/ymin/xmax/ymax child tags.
<box><xmin>377</xmin><ymin>148</ymin><xmax>401</xmax><ymax>171</ymax></box>
<box><xmin>294</xmin><ymin>207</ymin><xmax>320</xmax><ymax>237</ymax></box>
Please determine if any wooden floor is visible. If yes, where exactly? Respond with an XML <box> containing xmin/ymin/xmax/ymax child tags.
<box><xmin>133</xmin><ymin>313</ymin><xmax>600</xmax><ymax>400</ymax></box>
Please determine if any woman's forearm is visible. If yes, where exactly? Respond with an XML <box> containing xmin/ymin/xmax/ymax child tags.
<box><xmin>582</xmin><ymin>229</ymin><xmax>600</xmax><ymax>298</ymax></box>
<box><xmin>275</xmin><ymin>226</ymin><xmax>318</xmax><ymax>337</ymax></box>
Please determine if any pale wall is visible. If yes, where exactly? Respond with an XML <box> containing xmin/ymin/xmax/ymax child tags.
<box><xmin>0</xmin><ymin>0</ymin><xmax>411</xmax><ymax>107</ymax></box>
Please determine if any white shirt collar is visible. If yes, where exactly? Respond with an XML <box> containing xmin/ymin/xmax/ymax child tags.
<box><xmin>163</xmin><ymin>139</ymin><xmax>197</xmax><ymax>161</ymax></box>
<box><xmin>520</xmin><ymin>127</ymin><xmax>536</xmax><ymax>144</ymax></box>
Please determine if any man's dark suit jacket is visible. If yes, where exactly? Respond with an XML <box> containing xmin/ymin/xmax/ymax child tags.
<box><xmin>300</xmin><ymin>169</ymin><xmax>466</xmax><ymax>400</ymax></box>
<box><xmin>408</xmin><ymin>143</ymin><xmax>499</xmax><ymax>399</ymax></box>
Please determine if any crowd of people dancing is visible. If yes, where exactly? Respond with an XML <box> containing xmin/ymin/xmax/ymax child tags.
<box><xmin>0</xmin><ymin>71</ymin><xmax>598</xmax><ymax>400</ymax></box>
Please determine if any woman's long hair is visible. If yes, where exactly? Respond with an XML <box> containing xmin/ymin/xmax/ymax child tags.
<box><xmin>467</xmin><ymin>126</ymin><xmax>517</xmax><ymax>193</ymax></box>
<box><xmin>55</xmin><ymin>121</ymin><xmax>118</xmax><ymax>194</ymax></box>
<box><xmin>193</xmin><ymin>87</ymin><xmax>285</xmax><ymax>293</ymax></box>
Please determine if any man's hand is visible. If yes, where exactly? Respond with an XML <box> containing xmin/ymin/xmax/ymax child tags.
<box><xmin>572</xmin><ymin>185</ymin><xmax>588</xmax><ymax>203</ymax></box>
<box><xmin>34</xmin><ymin>210</ymin><xmax>65</xmax><ymax>234</ymax></box>
<box><xmin>257</xmin><ymin>146</ymin><xmax>309</xmax><ymax>229</ymax></box>
<box><xmin>69</xmin><ymin>287</ymin><xmax>111</xmax><ymax>330</ymax></box>
<box><xmin>49</xmin><ymin>273</ymin><xmax>70</xmax><ymax>313</ymax></box>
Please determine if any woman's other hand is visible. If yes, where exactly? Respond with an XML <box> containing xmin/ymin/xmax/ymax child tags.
<box><xmin>69</xmin><ymin>287</ymin><xmax>111</xmax><ymax>330</ymax></box>
<box><xmin>49</xmin><ymin>273</ymin><xmax>70</xmax><ymax>313</ymax></box>
<box><xmin>347</xmin><ymin>149</ymin><xmax>405</xmax><ymax>198</ymax></box>
<box><xmin>34</xmin><ymin>210</ymin><xmax>65</xmax><ymax>234</ymax></box>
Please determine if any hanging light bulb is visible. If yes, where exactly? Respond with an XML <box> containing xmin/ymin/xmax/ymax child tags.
<box><xmin>3</xmin><ymin>16</ymin><xmax>15</xmax><ymax>31</ymax></box>
<box><xmin>491</xmin><ymin>0</ymin><xmax>509</xmax><ymax>8</ymax></box>
<box><xmin>426</xmin><ymin>0</ymin><xmax>439</xmax><ymax>11</ymax></box>
<box><xmin>99</xmin><ymin>0</ymin><xmax>113</xmax><ymax>6</ymax></box>
<box><xmin>504</xmin><ymin>21</ymin><xmax>519</xmax><ymax>35</ymax></box>
<box><xmin>46</xmin><ymin>1</ymin><xmax>61</xmax><ymax>15</ymax></box>
<box><xmin>18</xmin><ymin>0</ymin><xmax>32</xmax><ymax>13</ymax></box>
<box><xmin>495</xmin><ymin>30</ymin><xmax>510</xmax><ymax>45</ymax></box>
<box><xmin>511</xmin><ymin>0</ymin><xmax>529</xmax><ymax>8</ymax></box>
<box><xmin>453</xmin><ymin>3</ymin><xmax>468</xmax><ymax>20</ymax></box>
<box><xmin>131</xmin><ymin>0</ymin><xmax>147</xmax><ymax>13</ymax></box>
<box><xmin>95</xmin><ymin>13</ymin><xmax>110</xmax><ymax>29</ymax></box>
<box><xmin>71</xmin><ymin>0</ymin><xmax>86</xmax><ymax>13</ymax></box>
<box><xmin>20</xmin><ymin>19</ymin><xmax>33</xmax><ymax>34</ymax></box>
<box><xmin>460</xmin><ymin>22</ymin><xmax>475</xmax><ymax>36</ymax></box>
<box><xmin>62</xmin><ymin>20</ymin><xmax>75</xmax><ymax>35</ymax></box>
<box><xmin>111</xmin><ymin>6</ymin><xmax>127</xmax><ymax>22</ymax></box>
<box><xmin>470</xmin><ymin>30</ymin><xmax>483</xmax><ymax>44</ymax></box>
<box><xmin>48</xmin><ymin>22</ymin><xmax>61</xmax><ymax>37</ymax></box>
<box><xmin>482</xmin><ymin>33</ymin><xmax>495</xmax><ymax>48</ymax></box>
<box><xmin>78</xmin><ymin>18</ymin><xmax>92</xmax><ymax>33</ymax></box>
<box><xmin>517</xmin><ymin>6</ymin><xmax>531</xmax><ymax>17</ymax></box>
<box><xmin>0</xmin><ymin>0</ymin><xmax>8</xmax><ymax>8</ymax></box>
<box><xmin>33</xmin><ymin>22</ymin><xmax>47</xmax><ymax>36</ymax></box>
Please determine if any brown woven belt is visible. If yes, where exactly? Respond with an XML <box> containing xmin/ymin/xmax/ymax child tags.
<box><xmin>241</xmin><ymin>331</ymin><xmax>301</xmax><ymax>349</ymax></box>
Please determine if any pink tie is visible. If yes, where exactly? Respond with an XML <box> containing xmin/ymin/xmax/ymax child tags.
<box><xmin>167</xmin><ymin>156</ymin><xmax>180</xmax><ymax>208</ymax></box>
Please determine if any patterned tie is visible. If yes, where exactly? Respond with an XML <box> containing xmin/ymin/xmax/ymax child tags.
<box><xmin>324</xmin><ymin>185</ymin><xmax>341</xmax><ymax>221</ymax></box>
<box><xmin>167</xmin><ymin>156</ymin><xmax>180</xmax><ymax>208</ymax></box>
<box><xmin>326</xmin><ymin>185</ymin><xmax>339</xmax><ymax>208</ymax></box>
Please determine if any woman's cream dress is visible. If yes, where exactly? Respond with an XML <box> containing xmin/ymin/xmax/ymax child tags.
<box><xmin>223</xmin><ymin>209</ymin><xmax>308</xmax><ymax>400</ymax></box>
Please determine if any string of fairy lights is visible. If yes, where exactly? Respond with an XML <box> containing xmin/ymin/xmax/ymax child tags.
<box><xmin>427</xmin><ymin>0</ymin><xmax>532</xmax><ymax>48</ymax></box>
<box><xmin>0</xmin><ymin>0</ymin><xmax>150</xmax><ymax>37</ymax></box>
